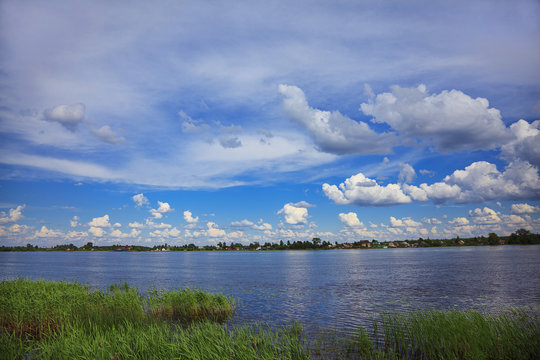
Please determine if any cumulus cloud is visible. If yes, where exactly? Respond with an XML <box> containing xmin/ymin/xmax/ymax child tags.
<box><xmin>88</xmin><ymin>226</ymin><xmax>105</xmax><ymax>237</ymax></box>
<box><xmin>398</xmin><ymin>163</ymin><xmax>416</xmax><ymax>184</ymax></box>
<box><xmin>184</xmin><ymin>210</ymin><xmax>199</xmax><ymax>224</ymax></box>
<box><xmin>88</xmin><ymin>214</ymin><xmax>111</xmax><ymax>228</ymax></box>
<box><xmin>70</xmin><ymin>216</ymin><xmax>80</xmax><ymax>228</ymax></box>
<box><xmin>360</xmin><ymin>85</ymin><xmax>511</xmax><ymax>152</ymax></box>
<box><xmin>33</xmin><ymin>225</ymin><xmax>64</xmax><ymax>239</ymax></box>
<box><xmin>501</xmin><ymin>120</ymin><xmax>540</xmax><ymax>167</ymax></box>
<box><xmin>469</xmin><ymin>207</ymin><xmax>501</xmax><ymax>225</ymax></box>
<box><xmin>390</xmin><ymin>216</ymin><xmax>422</xmax><ymax>227</ymax></box>
<box><xmin>231</xmin><ymin>219</ymin><xmax>273</xmax><ymax>231</ymax></box>
<box><xmin>132</xmin><ymin>193</ymin><xmax>149</xmax><ymax>207</ymax></box>
<box><xmin>339</xmin><ymin>212</ymin><xmax>363</xmax><ymax>227</ymax></box>
<box><xmin>279</xmin><ymin>84</ymin><xmax>395</xmax><ymax>154</ymax></box>
<box><xmin>0</xmin><ymin>205</ymin><xmax>25</xmax><ymax>224</ymax></box>
<box><xmin>511</xmin><ymin>203</ymin><xmax>540</xmax><ymax>214</ymax></box>
<box><xmin>449</xmin><ymin>217</ymin><xmax>470</xmax><ymax>225</ymax></box>
<box><xmin>150</xmin><ymin>201</ymin><xmax>173</xmax><ymax>219</ymax></box>
<box><xmin>204</xmin><ymin>222</ymin><xmax>226</xmax><ymax>237</ymax></box>
<box><xmin>278</xmin><ymin>203</ymin><xmax>309</xmax><ymax>225</ymax></box>
<box><xmin>43</xmin><ymin>103</ymin><xmax>85</xmax><ymax>131</ymax></box>
<box><xmin>145</xmin><ymin>219</ymin><xmax>172</xmax><ymax>229</ymax></box>
<box><xmin>91</xmin><ymin>125</ymin><xmax>125</xmax><ymax>144</ymax></box>
<box><xmin>323</xmin><ymin>173</ymin><xmax>411</xmax><ymax>206</ymax></box>
<box><xmin>129</xmin><ymin>221</ymin><xmax>144</xmax><ymax>228</ymax></box>
<box><xmin>404</xmin><ymin>161</ymin><xmax>540</xmax><ymax>204</ymax></box>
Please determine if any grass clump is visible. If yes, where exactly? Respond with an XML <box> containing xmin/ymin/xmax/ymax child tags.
<box><xmin>0</xmin><ymin>279</ymin><xmax>309</xmax><ymax>360</ymax></box>
<box><xmin>147</xmin><ymin>286</ymin><xmax>234</xmax><ymax>323</ymax></box>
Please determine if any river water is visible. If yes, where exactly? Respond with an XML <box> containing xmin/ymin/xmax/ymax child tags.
<box><xmin>1</xmin><ymin>246</ymin><xmax>539</xmax><ymax>335</ymax></box>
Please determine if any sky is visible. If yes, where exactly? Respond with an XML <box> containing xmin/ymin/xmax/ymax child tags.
<box><xmin>1</xmin><ymin>0</ymin><xmax>539</xmax><ymax>247</ymax></box>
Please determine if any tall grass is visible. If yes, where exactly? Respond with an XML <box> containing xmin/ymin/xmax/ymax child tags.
<box><xmin>0</xmin><ymin>279</ymin><xmax>309</xmax><ymax>360</ymax></box>
<box><xmin>375</xmin><ymin>309</ymin><xmax>540</xmax><ymax>359</ymax></box>
<box><xmin>147</xmin><ymin>286</ymin><xmax>234</xmax><ymax>323</ymax></box>
<box><xmin>1</xmin><ymin>279</ymin><xmax>539</xmax><ymax>359</ymax></box>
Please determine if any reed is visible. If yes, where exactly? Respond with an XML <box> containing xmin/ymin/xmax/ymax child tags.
<box><xmin>147</xmin><ymin>286</ymin><xmax>235</xmax><ymax>323</ymax></box>
<box><xmin>2</xmin><ymin>279</ymin><xmax>539</xmax><ymax>359</ymax></box>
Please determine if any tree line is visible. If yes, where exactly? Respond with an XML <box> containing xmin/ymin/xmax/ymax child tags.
<box><xmin>1</xmin><ymin>229</ymin><xmax>538</xmax><ymax>252</ymax></box>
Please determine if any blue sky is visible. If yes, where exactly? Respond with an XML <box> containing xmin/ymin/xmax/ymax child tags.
<box><xmin>1</xmin><ymin>0</ymin><xmax>539</xmax><ymax>246</ymax></box>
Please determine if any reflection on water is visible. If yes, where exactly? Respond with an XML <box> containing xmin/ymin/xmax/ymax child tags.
<box><xmin>1</xmin><ymin>246</ymin><xmax>539</xmax><ymax>335</ymax></box>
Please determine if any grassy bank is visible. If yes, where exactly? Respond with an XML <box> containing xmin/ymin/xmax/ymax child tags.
<box><xmin>1</xmin><ymin>279</ymin><xmax>539</xmax><ymax>359</ymax></box>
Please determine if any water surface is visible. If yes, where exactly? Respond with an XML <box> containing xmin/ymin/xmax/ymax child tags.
<box><xmin>1</xmin><ymin>246</ymin><xmax>539</xmax><ymax>334</ymax></box>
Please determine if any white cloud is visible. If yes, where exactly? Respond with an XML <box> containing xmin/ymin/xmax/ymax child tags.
<box><xmin>501</xmin><ymin>120</ymin><xmax>540</xmax><ymax>167</ymax></box>
<box><xmin>33</xmin><ymin>225</ymin><xmax>64</xmax><ymax>239</ymax></box>
<box><xmin>323</xmin><ymin>173</ymin><xmax>411</xmax><ymax>206</ymax></box>
<box><xmin>449</xmin><ymin>217</ymin><xmax>470</xmax><ymax>226</ymax></box>
<box><xmin>511</xmin><ymin>203</ymin><xmax>540</xmax><ymax>214</ymax></box>
<box><xmin>390</xmin><ymin>216</ymin><xmax>421</xmax><ymax>227</ymax></box>
<box><xmin>150</xmin><ymin>227</ymin><xmax>181</xmax><ymax>238</ymax></box>
<box><xmin>0</xmin><ymin>205</ymin><xmax>25</xmax><ymax>224</ymax></box>
<box><xmin>89</xmin><ymin>226</ymin><xmax>105</xmax><ymax>237</ymax></box>
<box><xmin>398</xmin><ymin>163</ymin><xmax>416</xmax><ymax>184</ymax></box>
<box><xmin>360</xmin><ymin>85</ymin><xmax>511</xmax><ymax>152</ymax></box>
<box><xmin>110</xmin><ymin>229</ymin><xmax>129</xmax><ymax>238</ymax></box>
<box><xmin>231</xmin><ymin>219</ymin><xmax>254</xmax><ymax>227</ymax></box>
<box><xmin>279</xmin><ymin>84</ymin><xmax>395</xmax><ymax>154</ymax></box>
<box><xmin>128</xmin><ymin>221</ymin><xmax>144</xmax><ymax>228</ymax></box>
<box><xmin>339</xmin><ymin>212</ymin><xmax>363</xmax><ymax>227</ymax></box>
<box><xmin>204</xmin><ymin>222</ymin><xmax>226</xmax><ymax>237</ymax></box>
<box><xmin>145</xmin><ymin>219</ymin><xmax>172</xmax><ymax>229</ymax></box>
<box><xmin>184</xmin><ymin>210</ymin><xmax>199</xmax><ymax>224</ymax></box>
<box><xmin>43</xmin><ymin>103</ymin><xmax>85</xmax><ymax>131</ymax></box>
<box><xmin>469</xmin><ymin>207</ymin><xmax>501</xmax><ymax>225</ymax></box>
<box><xmin>132</xmin><ymin>193</ymin><xmax>149</xmax><ymax>207</ymax></box>
<box><xmin>88</xmin><ymin>214</ymin><xmax>111</xmax><ymax>228</ymax></box>
<box><xmin>91</xmin><ymin>125</ymin><xmax>125</xmax><ymax>144</ymax></box>
<box><xmin>231</xmin><ymin>219</ymin><xmax>272</xmax><ymax>231</ymax></box>
<box><xmin>70</xmin><ymin>216</ymin><xmax>80</xmax><ymax>228</ymax></box>
<box><xmin>150</xmin><ymin>201</ymin><xmax>173</xmax><ymax>219</ymax></box>
<box><xmin>404</xmin><ymin>161</ymin><xmax>540</xmax><ymax>204</ymax></box>
<box><xmin>278</xmin><ymin>203</ymin><xmax>309</xmax><ymax>225</ymax></box>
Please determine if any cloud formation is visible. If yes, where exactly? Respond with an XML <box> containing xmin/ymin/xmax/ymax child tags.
<box><xmin>360</xmin><ymin>85</ymin><xmax>511</xmax><ymax>152</ymax></box>
<box><xmin>279</xmin><ymin>84</ymin><xmax>395</xmax><ymax>154</ymax></box>
<box><xmin>150</xmin><ymin>201</ymin><xmax>173</xmax><ymax>219</ymax></box>
<box><xmin>323</xmin><ymin>173</ymin><xmax>411</xmax><ymax>206</ymax></box>
<box><xmin>88</xmin><ymin>214</ymin><xmax>111</xmax><ymax>228</ymax></box>
<box><xmin>132</xmin><ymin>193</ymin><xmax>149</xmax><ymax>207</ymax></box>
<box><xmin>511</xmin><ymin>203</ymin><xmax>540</xmax><ymax>214</ymax></box>
<box><xmin>183</xmin><ymin>210</ymin><xmax>199</xmax><ymax>224</ymax></box>
<box><xmin>278</xmin><ymin>203</ymin><xmax>309</xmax><ymax>225</ymax></box>
<box><xmin>501</xmin><ymin>120</ymin><xmax>540</xmax><ymax>167</ymax></box>
<box><xmin>0</xmin><ymin>205</ymin><xmax>25</xmax><ymax>224</ymax></box>
<box><xmin>43</xmin><ymin>103</ymin><xmax>85</xmax><ymax>131</ymax></box>
<box><xmin>91</xmin><ymin>125</ymin><xmax>125</xmax><ymax>144</ymax></box>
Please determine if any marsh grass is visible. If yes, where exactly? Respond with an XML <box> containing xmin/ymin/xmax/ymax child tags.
<box><xmin>375</xmin><ymin>309</ymin><xmax>540</xmax><ymax>359</ymax></box>
<box><xmin>2</xmin><ymin>279</ymin><xmax>539</xmax><ymax>359</ymax></box>
<box><xmin>147</xmin><ymin>286</ymin><xmax>235</xmax><ymax>323</ymax></box>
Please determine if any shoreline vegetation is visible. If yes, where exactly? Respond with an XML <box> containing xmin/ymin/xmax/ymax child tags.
<box><xmin>1</xmin><ymin>279</ymin><xmax>539</xmax><ymax>359</ymax></box>
<box><xmin>1</xmin><ymin>229</ymin><xmax>539</xmax><ymax>253</ymax></box>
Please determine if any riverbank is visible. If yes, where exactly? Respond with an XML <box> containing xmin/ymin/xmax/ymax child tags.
<box><xmin>1</xmin><ymin>279</ymin><xmax>539</xmax><ymax>359</ymax></box>
<box><xmin>1</xmin><ymin>228</ymin><xmax>539</xmax><ymax>252</ymax></box>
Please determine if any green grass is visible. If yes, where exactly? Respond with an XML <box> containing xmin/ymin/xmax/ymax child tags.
<box><xmin>1</xmin><ymin>279</ymin><xmax>539</xmax><ymax>359</ymax></box>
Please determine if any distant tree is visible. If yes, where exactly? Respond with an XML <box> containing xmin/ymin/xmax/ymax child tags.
<box><xmin>312</xmin><ymin>237</ymin><xmax>321</xmax><ymax>248</ymax></box>
<box><xmin>488</xmin><ymin>232</ymin><xmax>499</xmax><ymax>245</ymax></box>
